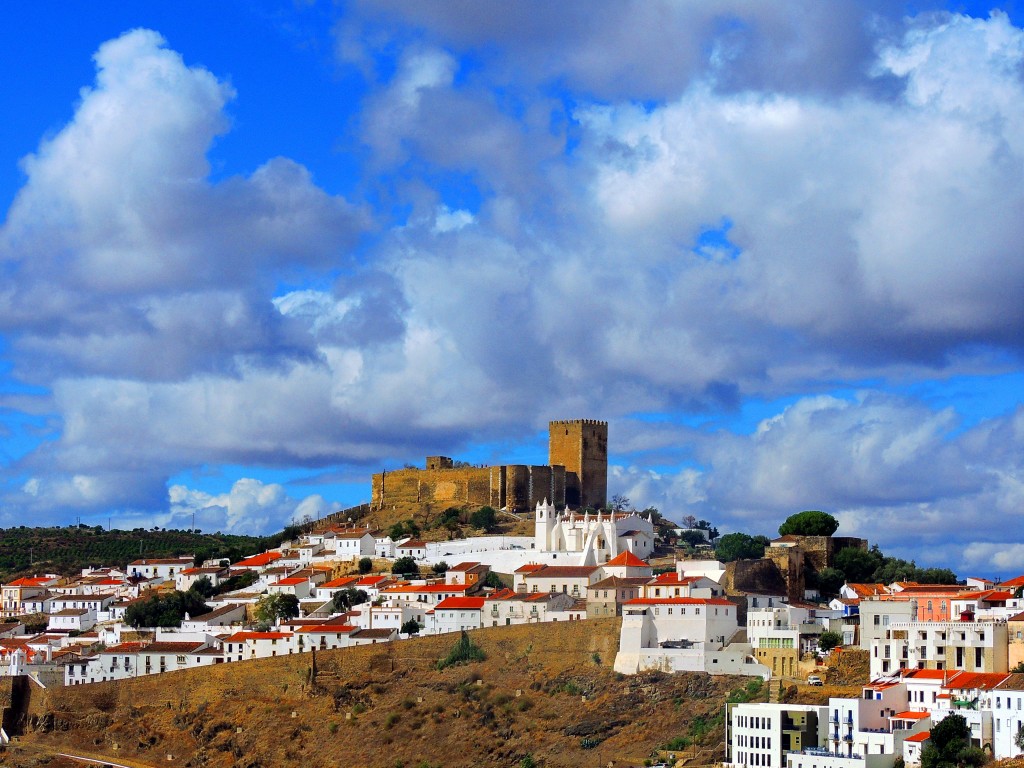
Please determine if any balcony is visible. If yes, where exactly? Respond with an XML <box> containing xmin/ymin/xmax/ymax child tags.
<box><xmin>795</xmin><ymin>749</ymin><xmax>864</xmax><ymax>760</ymax></box>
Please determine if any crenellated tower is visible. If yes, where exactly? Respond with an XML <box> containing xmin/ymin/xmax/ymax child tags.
<box><xmin>548</xmin><ymin>419</ymin><xmax>608</xmax><ymax>509</ymax></box>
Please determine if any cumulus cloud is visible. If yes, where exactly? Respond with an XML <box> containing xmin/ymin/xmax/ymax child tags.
<box><xmin>0</xmin><ymin>29</ymin><xmax>366</xmax><ymax>382</ymax></box>
<box><xmin>347</xmin><ymin>1</ymin><xmax>895</xmax><ymax>99</ymax></box>
<box><xmin>611</xmin><ymin>398</ymin><xmax>1024</xmax><ymax>576</ymax></box>
<box><xmin>167</xmin><ymin>479</ymin><xmax>334</xmax><ymax>535</ymax></box>
<box><xmin>1</xmin><ymin>10</ymin><xmax>1023</xmax><ymax>569</ymax></box>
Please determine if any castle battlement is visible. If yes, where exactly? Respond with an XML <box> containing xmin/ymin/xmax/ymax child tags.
<box><xmin>372</xmin><ymin>420</ymin><xmax>608</xmax><ymax>513</ymax></box>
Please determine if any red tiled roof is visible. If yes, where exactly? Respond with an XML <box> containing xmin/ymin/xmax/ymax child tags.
<box><xmin>435</xmin><ymin>597</ymin><xmax>486</xmax><ymax>610</ymax></box>
<box><xmin>945</xmin><ymin>671</ymin><xmax>1011</xmax><ymax>690</ymax></box>
<box><xmin>321</xmin><ymin>577</ymin><xmax>360</xmax><ymax>589</ymax></box>
<box><xmin>523</xmin><ymin>566</ymin><xmax>599</xmax><ymax>578</ymax></box>
<box><xmin>648</xmin><ymin>573</ymin><xmax>699</xmax><ymax>585</ymax></box>
<box><xmin>605</xmin><ymin>551</ymin><xmax>650</xmax><ymax>568</ymax></box>
<box><xmin>893</xmin><ymin>711</ymin><xmax>929</xmax><ymax>720</ymax></box>
<box><xmin>450</xmin><ymin>562</ymin><xmax>483</xmax><ymax>571</ymax></box>
<box><xmin>514</xmin><ymin>564</ymin><xmax>546</xmax><ymax>574</ymax></box>
<box><xmin>999</xmin><ymin>574</ymin><xmax>1024</xmax><ymax>588</ymax></box>
<box><xmin>397</xmin><ymin>540</ymin><xmax>426</xmax><ymax>548</ymax></box>
<box><xmin>901</xmin><ymin>669</ymin><xmax>947</xmax><ymax>680</ymax></box>
<box><xmin>223</xmin><ymin>631</ymin><xmax>291</xmax><ymax>642</ymax></box>
<box><xmin>235</xmin><ymin>552</ymin><xmax>283</xmax><ymax>568</ymax></box>
<box><xmin>273</xmin><ymin>577</ymin><xmax>307</xmax><ymax>586</ymax></box>
<box><xmin>6</xmin><ymin>576</ymin><xmax>53</xmax><ymax>587</ymax></box>
<box><xmin>905</xmin><ymin>732</ymin><xmax>931</xmax><ymax>743</ymax></box>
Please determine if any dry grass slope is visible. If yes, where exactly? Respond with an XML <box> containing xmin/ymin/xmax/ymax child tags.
<box><xmin>11</xmin><ymin>618</ymin><xmax>770</xmax><ymax>768</ymax></box>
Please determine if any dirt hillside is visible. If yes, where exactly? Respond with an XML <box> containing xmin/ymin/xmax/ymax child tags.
<box><xmin>8</xmin><ymin>619</ymin><xmax>767</xmax><ymax>768</ymax></box>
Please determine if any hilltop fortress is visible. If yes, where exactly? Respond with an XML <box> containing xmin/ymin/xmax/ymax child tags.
<box><xmin>371</xmin><ymin>420</ymin><xmax>608</xmax><ymax>513</ymax></box>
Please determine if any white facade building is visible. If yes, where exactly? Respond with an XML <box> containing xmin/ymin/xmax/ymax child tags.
<box><xmin>533</xmin><ymin>500</ymin><xmax>655</xmax><ymax>565</ymax></box>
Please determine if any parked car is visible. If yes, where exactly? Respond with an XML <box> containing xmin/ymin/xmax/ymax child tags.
<box><xmin>807</xmin><ymin>674</ymin><xmax>824</xmax><ymax>686</ymax></box>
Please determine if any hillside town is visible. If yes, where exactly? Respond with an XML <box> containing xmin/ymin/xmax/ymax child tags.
<box><xmin>0</xmin><ymin>421</ymin><xmax>1022</xmax><ymax>767</ymax></box>
<box><xmin>1</xmin><ymin>501</ymin><xmax>1023</xmax><ymax>765</ymax></box>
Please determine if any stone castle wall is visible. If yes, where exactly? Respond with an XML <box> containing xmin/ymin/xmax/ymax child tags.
<box><xmin>373</xmin><ymin>420</ymin><xmax>605</xmax><ymax>513</ymax></box>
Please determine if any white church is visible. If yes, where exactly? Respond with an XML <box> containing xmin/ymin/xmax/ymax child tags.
<box><xmin>533</xmin><ymin>499</ymin><xmax>656</xmax><ymax>566</ymax></box>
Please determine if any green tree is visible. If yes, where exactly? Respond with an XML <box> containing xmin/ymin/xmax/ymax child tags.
<box><xmin>778</xmin><ymin>511</ymin><xmax>839</xmax><ymax>537</ymax></box>
<box><xmin>358</xmin><ymin>557</ymin><xmax>373</xmax><ymax>574</ymax></box>
<box><xmin>679</xmin><ymin>530</ymin><xmax>710</xmax><ymax>547</ymax></box>
<box><xmin>254</xmin><ymin>593</ymin><xmax>300</xmax><ymax>627</ymax></box>
<box><xmin>188</xmin><ymin>576</ymin><xmax>215</xmax><ymax>599</ymax></box>
<box><xmin>1015</xmin><ymin>723</ymin><xmax>1024</xmax><ymax>752</ymax></box>
<box><xmin>216</xmin><ymin>569</ymin><xmax>257</xmax><ymax>594</ymax></box>
<box><xmin>401</xmin><ymin>619</ymin><xmax>421</xmax><ymax>635</ymax></box>
<box><xmin>921</xmin><ymin>713</ymin><xmax>974</xmax><ymax>768</ymax></box>
<box><xmin>469</xmin><ymin>506</ymin><xmax>498</xmax><ymax>532</ymax></box>
<box><xmin>125</xmin><ymin>590</ymin><xmax>210</xmax><ymax>628</ymax></box>
<box><xmin>695</xmin><ymin>519</ymin><xmax>720</xmax><ymax>539</ymax></box>
<box><xmin>817</xmin><ymin>630</ymin><xmax>843</xmax><ymax>652</ymax></box>
<box><xmin>392</xmin><ymin>556</ymin><xmax>419</xmax><ymax>576</ymax></box>
<box><xmin>482</xmin><ymin>571</ymin><xmax>504</xmax><ymax>589</ymax></box>
<box><xmin>835</xmin><ymin>547</ymin><xmax>884</xmax><ymax>583</ymax></box>
<box><xmin>815</xmin><ymin>567</ymin><xmax>846</xmax><ymax>597</ymax></box>
<box><xmin>715</xmin><ymin>533</ymin><xmax>770</xmax><ymax>562</ymax></box>
<box><xmin>432</xmin><ymin>561</ymin><xmax>449</xmax><ymax>575</ymax></box>
<box><xmin>332</xmin><ymin>588</ymin><xmax>369</xmax><ymax>613</ymax></box>
<box><xmin>609</xmin><ymin>494</ymin><xmax>630</xmax><ymax>511</ymax></box>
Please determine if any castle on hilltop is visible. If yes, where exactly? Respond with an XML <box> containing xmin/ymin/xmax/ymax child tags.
<box><xmin>371</xmin><ymin>420</ymin><xmax>608</xmax><ymax>513</ymax></box>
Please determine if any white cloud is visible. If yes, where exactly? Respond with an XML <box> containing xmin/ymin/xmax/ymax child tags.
<box><xmin>168</xmin><ymin>479</ymin><xmax>334</xmax><ymax>535</ymax></box>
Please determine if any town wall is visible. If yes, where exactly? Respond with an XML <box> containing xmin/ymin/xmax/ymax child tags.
<box><xmin>765</xmin><ymin>545</ymin><xmax>805</xmax><ymax>602</ymax></box>
<box><xmin>724</xmin><ymin>558</ymin><xmax>790</xmax><ymax>602</ymax></box>
<box><xmin>795</xmin><ymin>536</ymin><xmax>868</xmax><ymax>573</ymax></box>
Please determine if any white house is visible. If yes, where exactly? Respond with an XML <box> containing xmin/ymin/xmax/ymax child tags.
<box><xmin>47</xmin><ymin>608</ymin><xmax>96</xmax><ymax>633</ymax></box>
<box><xmin>614</xmin><ymin>596</ymin><xmax>769</xmax><ymax>678</ymax></box>
<box><xmin>514</xmin><ymin>564</ymin><xmax>602</xmax><ymax>598</ymax></box>
<box><xmin>992</xmin><ymin>674</ymin><xmax>1024</xmax><ymax>759</ymax></box>
<box><xmin>175</xmin><ymin>566</ymin><xmax>227</xmax><ymax>593</ymax></box>
<box><xmin>430</xmin><ymin>596</ymin><xmax>486</xmax><ymax>634</ymax></box>
<box><xmin>222</xmin><ymin>631</ymin><xmax>295</xmax><ymax>662</ymax></box>
<box><xmin>396</xmin><ymin>539</ymin><xmax>428</xmax><ymax>560</ymax></box>
<box><xmin>329</xmin><ymin>530</ymin><xmax>376</xmax><ymax>560</ymax></box>
<box><xmin>268</xmin><ymin>576</ymin><xmax>313</xmax><ymax>600</ymax></box>
<box><xmin>127</xmin><ymin>557</ymin><xmax>195</xmax><ymax>581</ymax></box>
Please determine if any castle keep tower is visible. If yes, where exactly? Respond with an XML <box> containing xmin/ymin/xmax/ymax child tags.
<box><xmin>549</xmin><ymin>419</ymin><xmax>608</xmax><ymax>509</ymax></box>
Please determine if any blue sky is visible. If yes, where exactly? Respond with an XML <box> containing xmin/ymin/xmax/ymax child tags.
<box><xmin>1</xmin><ymin>1</ymin><xmax>1022</xmax><ymax>577</ymax></box>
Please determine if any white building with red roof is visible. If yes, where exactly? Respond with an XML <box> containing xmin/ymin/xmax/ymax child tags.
<box><xmin>268</xmin><ymin>576</ymin><xmax>313</xmax><ymax>600</ymax></box>
<box><xmin>513</xmin><ymin>564</ymin><xmax>601</xmax><ymax>597</ymax></box>
<box><xmin>600</xmin><ymin>551</ymin><xmax>653</xmax><ymax>579</ymax></box>
<box><xmin>430</xmin><ymin>596</ymin><xmax>486</xmax><ymax>634</ymax></box>
<box><xmin>233</xmin><ymin>551</ymin><xmax>284</xmax><ymax>571</ymax></box>
<box><xmin>379</xmin><ymin>582</ymin><xmax>472</xmax><ymax>604</ymax></box>
<box><xmin>174</xmin><ymin>565</ymin><xmax>228</xmax><ymax>593</ymax></box>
